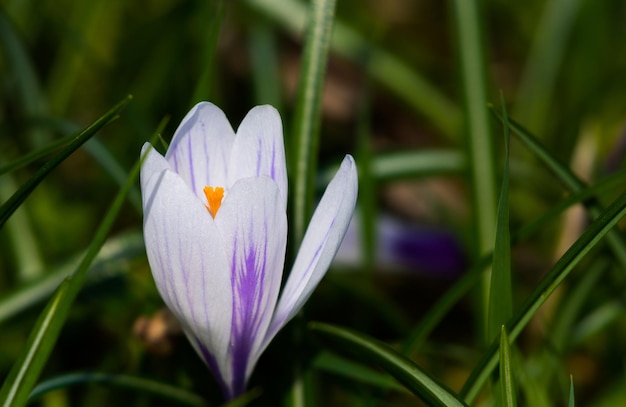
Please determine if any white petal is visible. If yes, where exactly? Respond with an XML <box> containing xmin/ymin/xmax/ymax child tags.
<box><xmin>142</xmin><ymin>169</ymin><xmax>233</xmax><ymax>390</ymax></box>
<box><xmin>165</xmin><ymin>102</ymin><xmax>235</xmax><ymax>198</ymax></box>
<box><xmin>140</xmin><ymin>143</ymin><xmax>170</xmax><ymax>196</ymax></box>
<box><xmin>228</xmin><ymin>105</ymin><xmax>288</xmax><ymax>204</ymax></box>
<box><xmin>266</xmin><ymin>155</ymin><xmax>358</xmax><ymax>342</ymax></box>
<box><xmin>214</xmin><ymin>176</ymin><xmax>287</xmax><ymax>392</ymax></box>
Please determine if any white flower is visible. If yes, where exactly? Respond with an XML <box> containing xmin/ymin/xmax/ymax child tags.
<box><xmin>140</xmin><ymin>102</ymin><xmax>357</xmax><ymax>399</ymax></box>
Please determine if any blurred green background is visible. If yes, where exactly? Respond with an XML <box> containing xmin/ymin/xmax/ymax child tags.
<box><xmin>2</xmin><ymin>0</ymin><xmax>626</xmax><ymax>405</ymax></box>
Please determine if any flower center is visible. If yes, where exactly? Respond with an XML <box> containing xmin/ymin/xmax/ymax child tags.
<box><xmin>203</xmin><ymin>186</ymin><xmax>224</xmax><ymax>218</ymax></box>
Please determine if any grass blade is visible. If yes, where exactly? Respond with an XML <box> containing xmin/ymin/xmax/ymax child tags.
<box><xmin>0</xmin><ymin>117</ymin><xmax>163</xmax><ymax>407</ymax></box>
<box><xmin>356</xmin><ymin>85</ymin><xmax>376</xmax><ymax>274</ymax></box>
<box><xmin>290</xmin><ymin>0</ymin><xmax>337</xmax><ymax>249</ymax></box>
<box><xmin>246</xmin><ymin>0</ymin><xmax>460</xmax><ymax>139</ymax></box>
<box><xmin>513</xmin><ymin>0</ymin><xmax>583</xmax><ymax>136</ymax></box>
<box><xmin>0</xmin><ymin>9</ymin><xmax>46</xmax><ymax>136</ymax></box>
<box><xmin>310</xmin><ymin>322</ymin><xmax>468</xmax><ymax>407</ymax></box>
<box><xmin>493</xmin><ymin>110</ymin><xmax>626</xmax><ymax>271</ymax></box>
<box><xmin>487</xmin><ymin>97</ymin><xmax>512</xmax><ymax>342</ymax></box>
<box><xmin>549</xmin><ymin>259</ymin><xmax>608</xmax><ymax>354</ymax></box>
<box><xmin>0</xmin><ymin>279</ymin><xmax>72</xmax><ymax>407</ymax></box>
<box><xmin>460</xmin><ymin>189</ymin><xmax>626</xmax><ymax>403</ymax></box>
<box><xmin>28</xmin><ymin>372</ymin><xmax>208</xmax><ymax>407</ymax></box>
<box><xmin>286</xmin><ymin>1</ymin><xmax>337</xmax><ymax>404</ymax></box>
<box><xmin>499</xmin><ymin>326</ymin><xmax>517</xmax><ymax>407</ymax></box>
<box><xmin>372</xmin><ymin>150</ymin><xmax>465</xmax><ymax>181</ymax></box>
<box><xmin>83</xmin><ymin>139</ymin><xmax>142</xmax><ymax>214</ymax></box>
<box><xmin>189</xmin><ymin>0</ymin><xmax>225</xmax><ymax>106</ymax></box>
<box><xmin>515</xmin><ymin>168</ymin><xmax>626</xmax><ymax>242</ymax></box>
<box><xmin>0</xmin><ymin>95</ymin><xmax>132</xmax><ymax>229</ymax></box>
<box><xmin>249</xmin><ymin>22</ymin><xmax>283</xmax><ymax>110</ymax></box>
<box><xmin>318</xmin><ymin>150</ymin><xmax>465</xmax><ymax>190</ymax></box>
<box><xmin>0</xmin><ymin>132</ymin><xmax>77</xmax><ymax>176</ymax></box>
<box><xmin>0</xmin><ymin>176</ymin><xmax>43</xmax><ymax>280</ymax></box>
<box><xmin>400</xmin><ymin>166</ymin><xmax>626</xmax><ymax>357</ymax></box>
<box><xmin>312</xmin><ymin>352</ymin><xmax>408</xmax><ymax>393</ymax></box>
<box><xmin>451</xmin><ymin>0</ymin><xmax>497</xmax><ymax>324</ymax></box>
<box><xmin>401</xmin><ymin>256</ymin><xmax>486</xmax><ymax>356</ymax></box>
<box><xmin>0</xmin><ymin>231</ymin><xmax>144</xmax><ymax>325</ymax></box>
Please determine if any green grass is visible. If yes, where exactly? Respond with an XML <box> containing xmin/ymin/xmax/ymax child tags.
<box><xmin>1</xmin><ymin>1</ymin><xmax>626</xmax><ymax>405</ymax></box>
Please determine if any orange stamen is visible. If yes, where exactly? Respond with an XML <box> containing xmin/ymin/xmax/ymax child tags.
<box><xmin>203</xmin><ymin>186</ymin><xmax>224</xmax><ymax>218</ymax></box>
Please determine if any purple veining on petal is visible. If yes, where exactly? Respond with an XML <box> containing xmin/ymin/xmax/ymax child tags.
<box><xmin>156</xmin><ymin>221</ymin><xmax>184</xmax><ymax>314</ymax></box>
<box><xmin>177</xmin><ymin>231</ymin><xmax>201</xmax><ymax>332</ymax></box>
<box><xmin>199</xmin><ymin>121</ymin><xmax>211</xmax><ymax>186</ymax></box>
<box><xmin>171</xmin><ymin>152</ymin><xmax>179</xmax><ymax>173</ymax></box>
<box><xmin>197</xmin><ymin>339</ymin><xmax>230</xmax><ymax>399</ymax></box>
<box><xmin>256</xmin><ymin>138</ymin><xmax>262</xmax><ymax>176</ymax></box>
<box><xmin>270</xmin><ymin>143</ymin><xmax>276</xmax><ymax>180</ymax></box>
<box><xmin>295</xmin><ymin>217</ymin><xmax>335</xmax><ymax>287</ymax></box>
<box><xmin>267</xmin><ymin>217</ymin><xmax>335</xmax><ymax>338</ymax></box>
<box><xmin>186</xmin><ymin>135</ymin><xmax>197</xmax><ymax>193</ymax></box>
<box><xmin>167</xmin><ymin>106</ymin><xmax>200</xmax><ymax>172</ymax></box>
<box><xmin>228</xmin><ymin>215</ymin><xmax>270</xmax><ymax>397</ymax></box>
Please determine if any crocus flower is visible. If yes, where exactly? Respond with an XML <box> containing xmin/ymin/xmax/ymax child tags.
<box><xmin>140</xmin><ymin>102</ymin><xmax>357</xmax><ymax>399</ymax></box>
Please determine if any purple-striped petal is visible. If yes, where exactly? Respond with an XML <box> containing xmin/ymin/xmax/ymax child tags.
<box><xmin>165</xmin><ymin>102</ymin><xmax>235</xmax><ymax>199</ymax></box>
<box><xmin>228</xmin><ymin>105</ymin><xmax>288</xmax><ymax>204</ymax></box>
<box><xmin>265</xmin><ymin>155</ymin><xmax>358</xmax><ymax>343</ymax></box>
<box><xmin>142</xmin><ymin>169</ymin><xmax>234</xmax><ymax>394</ymax></box>
<box><xmin>213</xmin><ymin>176</ymin><xmax>287</xmax><ymax>397</ymax></box>
<box><xmin>141</xmin><ymin>101</ymin><xmax>358</xmax><ymax>400</ymax></box>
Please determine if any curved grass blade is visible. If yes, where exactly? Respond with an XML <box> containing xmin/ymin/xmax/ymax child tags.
<box><xmin>499</xmin><ymin>326</ymin><xmax>517</xmax><ymax>407</ymax></box>
<box><xmin>1</xmin><ymin>120</ymin><xmax>142</xmax><ymax>213</ymax></box>
<box><xmin>571</xmin><ymin>298</ymin><xmax>625</xmax><ymax>347</ymax></box>
<box><xmin>0</xmin><ymin>132</ymin><xmax>77</xmax><ymax>176</ymax></box>
<box><xmin>0</xmin><ymin>176</ymin><xmax>43</xmax><ymax>280</ymax></box>
<box><xmin>246</xmin><ymin>0</ymin><xmax>460</xmax><ymax>140</ymax></box>
<box><xmin>460</xmin><ymin>189</ymin><xmax>626</xmax><ymax>404</ymax></box>
<box><xmin>372</xmin><ymin>150</ymin><xmax>466</xmax><ymax>181</ymax></box>
<box><xmin>28</xmin><ymin>372</ymin><xmax>207</xmax><ymax>407</ymax></box>
<box><xmin>400</xmin><ymin>255</ymin><xmax>487</xmax><ymax>356</ymax></box>
<box><xmin>0</xmin><ymin>95</ymin><xmax>132</xmax><ymax>229</ymax></box>
<box><xmin>310</xmin><ymin>322</ymin><xmax>468</xmax><ymax>407</ymax></box>
<box><xmin>84</xmin><ymin>139</ymin><xmax>142</xmax><ymax>213</ymax></box>
<box><xmin>400</xmin><ymin>167</ymin><xmax>626</xmax><ymax>357</ymax></box>
<box><xmin>318</xmin><ymin>150</ymin><xmax>465</xmax><ymax>189</ymax></box>
<box><xmin>290</xmin><ymin>0</ymin><xmax>337</xmax><ymax>248</ymax></box>
<box><xmin>549</xmin><ymin>259</ymin><xmax>608</xmax><ymax>354</ymax></box>
<box><xmin>516</xmin><ymin>168</ymin><xmax>626</xmax><ymax>242</ymax></box>
<box><xmin>492</xmin><ymin>109</ymin><xmax>626</xmax><ymax>270</ymax></box>
<box><xmin>0</xmin><ymin>231</ymin><xmax>144</xmax><ymax>325</ymax></box>
<box><xmin>327</xmin><ymin>275</ymin><xmax>411</xmax><ymax>334</ymax></box>
<box><xmin>0</xmin><ymin>117</ymin><xmax>163</xmax><ymax>407</ymax></box>
<box><xmin>312</xmin><ymin>352</ymin><xmax>408</xmax><ymax>394</ymax></box>
<box><xmin>491</xmin><ymin>110</ymin><xmax>582</xmax><ymax>192</ymax></box>
<box><xmin>223</xmin><ymin>388</ymin><xmax>263</xmax><ymax>407</ymax></box>
<box><xmin>0</xmin><ymin>9</ymin><xmax>45</xmax><ymax>134</ymax></box>
<box><xmin>0</xmin><ymin>278</ymin><xmax>71</xmax><ymax>407</ymax></box>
